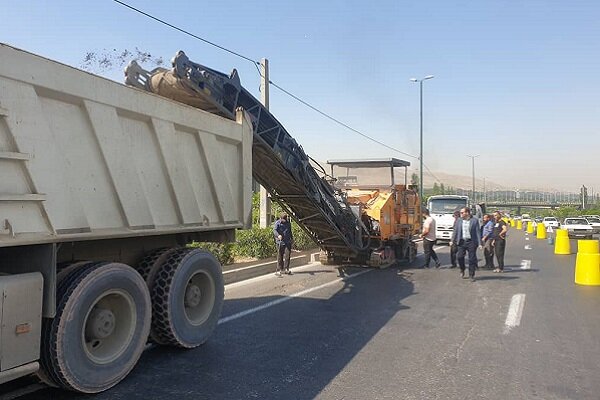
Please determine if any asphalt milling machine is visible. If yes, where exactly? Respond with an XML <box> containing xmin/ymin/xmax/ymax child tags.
<box><xmin>125</xmin><ymin>51</ymin><xmax>421</xmax><ymax>267</ymax></box>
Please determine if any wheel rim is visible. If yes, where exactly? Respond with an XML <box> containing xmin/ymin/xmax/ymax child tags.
<box><xmin>183</xmin><ymin>271</ymin><xmax>215</xmax><ymax>326</ymax></box>
<box><xmin>83</xmin><ymin>289</ymin><xmax>136</xmax><ymax>364</ymax></box>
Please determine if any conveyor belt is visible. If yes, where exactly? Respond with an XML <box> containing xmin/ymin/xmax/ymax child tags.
<box><xmin>125</xmin><ymin>51</ymin><xmax>368</xmax><ymax>257</ymax></box>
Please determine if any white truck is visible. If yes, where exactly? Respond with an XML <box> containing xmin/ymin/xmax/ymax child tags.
<box><xmin>426</xmin><ymin>195</ymin><xmax>469</xmax><ymax>242</ymax></box>
<box><xmin>0</xmin><ymin>44</ymin><xmax>253</xmax><ymax>392</ymax></box>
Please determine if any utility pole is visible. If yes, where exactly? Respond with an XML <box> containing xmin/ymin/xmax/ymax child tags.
<box><xmin>259</xmin><ymin>58</ymin><xmax>272</xmax><ymax>228</ymax></box>
<box><xmin>466</xmin><ymin>154</ymin><xmax>480</xmax><ymax>203</ymax></box>
<box><xmin>483</xmin><ymin>177</ymin><xmax>487</xmax><ymax>203</ymax></box>
<box><xmin>410</xmin><ymin>75</ymin><xmax>434</xmax><ymax>203</ymax></box>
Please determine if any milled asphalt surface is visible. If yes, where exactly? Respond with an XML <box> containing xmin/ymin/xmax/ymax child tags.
<box><xmin>10</xmin><ymin>229</ymin><xmax>600</xmax><ymax>400</ymax></box>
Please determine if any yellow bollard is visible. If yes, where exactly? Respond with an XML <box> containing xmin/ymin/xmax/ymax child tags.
<box><xmin>510</xmin><ymin>219</ymin><xmax>515</xmax><ymax>227</ymax></box>
<box><xmin>575</xmin><ymin>239</ymin><xmax>600</xmax><ymax>286</ymax></box>
<box><xmin>554</xmin><ymin>229</ymin><xmax>571</xmax><ymax>255</ymax></box>
<box><xmin>578</xmin><ymin>239</ymin><xmax>599</xmax><ymax>254</ymax></box>
<box><xmin>517</xmin><ymin>220</ymin><xmax>523</xmax><ymax>230</ymax></box>
<box><xmin>536</xmin><ymin>222</ymin><xmax>547</xmax><ymax>239</ymax></box>
<box><xmin>526</xmin><ymin>222</ymin><xmax>535</xmax><ymax>234</ymax></box>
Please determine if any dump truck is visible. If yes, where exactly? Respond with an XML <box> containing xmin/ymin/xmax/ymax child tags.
<box><xmin>0</xmin><ymin>43</ymin><xmax>252</xmax><ymax>392</ymax></box>
<box><xmin>0</xmin><ymin>43</ymin><xmax>420</xmax><ymax>393</ymax></box>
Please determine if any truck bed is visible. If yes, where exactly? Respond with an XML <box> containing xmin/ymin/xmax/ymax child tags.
<box><xmin>0</xmin><ymin>44</ymin><xmax>253</xmax><ymax>247</ymax></box>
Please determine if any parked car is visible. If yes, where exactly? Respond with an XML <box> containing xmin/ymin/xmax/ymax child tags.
<box><xmin>561</xmin><ymin>218</ymin><xmax>594</xmax><ymax>239</ymax></box>
<box><xmin>542</xmin><ymin>217</ymin><xmax>560</xmax><ymax>229</ymax></box>
<box><xmin>584</xmin><ymin>217</ymin><xmax>600</xmax><ymax>234</ymax></box>
<box><xmin>534</xmin><ymin>216</ymin><xmax>544</xmax><ymax>223</ymax></box>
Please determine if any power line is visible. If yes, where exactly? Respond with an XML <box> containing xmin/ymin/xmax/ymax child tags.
<box><xmin>268</xmin><ymin>81</ymin><xmax>417</xmax><ymax>160</ymax></box>
<box><xmin>112</xmin><ymin>0</ymin><xmax>259</xmax><ymax>69</ymax></box>
<box><xmin>112</xmin><ymin>0</ymin><xmax>442</xmax><ymax>184</ymax></box>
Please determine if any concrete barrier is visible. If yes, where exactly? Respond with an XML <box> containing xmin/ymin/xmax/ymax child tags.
<box><xmin>575</xmin><ymin>239</ymin><xmax>600</xmax><ymax>286</ymax></box>
<box><xmin>222</xmin><ymin>249</ymin><xmax>320</xmax><ymax>285</ymax></box>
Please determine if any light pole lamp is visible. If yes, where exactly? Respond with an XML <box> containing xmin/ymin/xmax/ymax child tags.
<box><xmin>410</xmin><ymin>75</ymin><xmax>434</xmax><ymax>203</ymax></box>
<box><xmin>466</xmin><ymin>154</ymin><xmax>480</xmax><ymax>203</ymax></box>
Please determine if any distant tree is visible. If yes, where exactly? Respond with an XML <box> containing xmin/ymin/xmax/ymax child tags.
<box><xmin>440</xmin><ymin>183</ymin><xmax>445</xmax><ymax>194</ymax></box>
<box><xmin>410</xmin><ymin>173</ymin><xmax>419</xmax><ymax>186</ymax></box>
<box><xmin>432</xmin><ymin>182</ymin><xmax>439</xmax><ymax>194</ymax></box>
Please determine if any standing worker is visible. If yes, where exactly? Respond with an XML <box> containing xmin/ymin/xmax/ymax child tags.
<box><xmin>421</xmin><ymin>208</ymin><xmax>441</xmax><ymax>268</ymax></box>
<box><xmin>451</xmin><ymin>207</ymin><xmax>481</xmax><ymax>281</ymax></box>
<box><xmin>481</xmin><ymin>214</ymin><xmax>495</xmax><ymax>269</ymax></box>
<box><xmin>273</xmin><ymin>212</ymin><xmax>294</xmax><ymax>276</ymax></box>
<box><xmin>492</xmin><ymin>211</ymin><xmax>509</xmax><ymax>273</ymax></box>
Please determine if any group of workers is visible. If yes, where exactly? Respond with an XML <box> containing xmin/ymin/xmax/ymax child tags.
<box><xmin>273</xmin><ymin>206</ymin><xmax>510</xmax><ymax>280</ymax></box>
<box><xmin>421</xmin><ymin>208</ymin><xmax>509</xmax><ymax>282</ymax></box>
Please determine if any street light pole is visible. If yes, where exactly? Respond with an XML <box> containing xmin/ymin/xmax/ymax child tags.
<box><xmin>466</xmin><ymin>154</ymin><xmax>480</xmax><ymax>203</ymax></box>
<box><xmin>410</xmin><ymin>75</ymin><xmax>434</xmax><ymax>203</ymax></box>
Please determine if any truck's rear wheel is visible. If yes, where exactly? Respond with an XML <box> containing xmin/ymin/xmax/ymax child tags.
<box><xmin>136</xmin><ymin>247</ymin><xmax>180</xmax><ymax>344</ymax></box>
<box><xmin>150</xmin><ymin>248</ymin><xmax>224</xmax><ymax>348</ymax></box>
<box><xmin>39</xmin><ymin>262</ymin><xmax>151</xmax><ymax>393</ymax></box>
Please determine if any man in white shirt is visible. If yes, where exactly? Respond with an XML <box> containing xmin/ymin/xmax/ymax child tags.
<box><xmin>421</xmin><ymin>208</ymin><xmax>441</xmax><ymax>268</ymax></box>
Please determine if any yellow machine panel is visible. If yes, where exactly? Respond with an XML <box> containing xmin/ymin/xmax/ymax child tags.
<box><xmin>346</xmin><ymin>185</ymin><xmax>421</xmax><ymax>242</ymax></box>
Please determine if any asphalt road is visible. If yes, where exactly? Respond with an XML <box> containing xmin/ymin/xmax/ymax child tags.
<box><xmin>9</xmin><ymin>229</ymin><xmax>600</xmax><ymax>400</ymax></box>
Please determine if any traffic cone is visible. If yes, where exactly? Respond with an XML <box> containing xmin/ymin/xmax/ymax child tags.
<box><xmin>554</xmin><ymin>229</ymin><xmax>571</xmax><ymax>255</ymax></box>
<box><xmin>575</xmin><ymin>239</ymin><xmax>600</xmax><ymax>286</ymax></box>
<box><xmin>536</xmin><ymin>222</ymin><xmax>547</xmax><ymax>239</ymax></box>
<box><xmin>517</xmin><ymin>220</ymin><xmax>523</xmax><ymax>230</ymax></box>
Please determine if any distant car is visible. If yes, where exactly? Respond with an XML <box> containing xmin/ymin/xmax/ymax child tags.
<box><xmin>542</xmin><ymin>217</ymin><xmax>560</xmax><ymax>229</ymax></box>
<box><xmin>561</xmin><ymin>218</ymin><xmax>594</xmax><ymax>239</ymax></box>
<box><xmin>584</xmin><ymin>217</ymin><xmax>600</xmax><ymax>234</ymax></box>
<box><xmin>534</xmin><ymin>216</ymin><xmax>543</xmax><ymax>223</ymax></box>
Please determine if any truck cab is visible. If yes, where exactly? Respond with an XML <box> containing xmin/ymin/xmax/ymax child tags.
<box><xmin>427</xmin><ymin>195</ymin><xmax>469</xmax><ymax>243</ymax></box>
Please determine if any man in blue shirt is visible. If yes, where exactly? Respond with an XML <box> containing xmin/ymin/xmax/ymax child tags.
<box><xmin>481</xmin><ymin>214</ymin><xmax>495</xmax><ymax>269</ymax></box>
<box><xmin>451</xmin><ymin>207</ymin><xmax>481</xmax><ymax>281</ymax></box>
<box><xmin>273</xmin><ymin>212</ymin><xmax>294</xmax><ymax>276</ymax></box>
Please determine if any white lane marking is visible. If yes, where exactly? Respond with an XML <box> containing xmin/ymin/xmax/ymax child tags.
<box><xmin>219</xmin><ymin>269</ymin><xmax>373</xmax><ymax>325</ymax></box>
<box><xmin>503</xmin><ymin>294</ymin><xmax>526</xmax><ymax>334</ymax></box>
<box><xmin>525</xmin><ymin>237</ymin><xmax>530</xmax><ymax>241</ymax></box>
<box><xmin>520</xmin><ymin>259</ymin><xmax>531</xmax><ymax>270</ymax></box>
<box><xmin>524</xmin><ymin>244</ymin><xmax>532</xmax><ymax>250</ymax></box>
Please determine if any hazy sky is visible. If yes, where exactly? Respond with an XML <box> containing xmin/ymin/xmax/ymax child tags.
<box><xmin>2</xmin><ymin>1</ymin><xmax>599</xmax><ymax>192</ymax></box>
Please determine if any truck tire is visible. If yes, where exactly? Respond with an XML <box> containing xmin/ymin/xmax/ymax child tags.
<box><xmin>136</xmin><ymin>247</ymin><xmax>179</xmax><ymax>285</ymax></box>
<box><xmin>136</xmin><ymin>247</ymin><xmax>182</xmax><ymax>344</ymax></box>
<box><xmin>150</xmin><ymin>248</ymin><xmax>224</xmax><ymax>348</ymax></box>
<box><xmin>39</xmin><ymin>262</ymin><xmax>151</xmax><ymax>393</ymax></box>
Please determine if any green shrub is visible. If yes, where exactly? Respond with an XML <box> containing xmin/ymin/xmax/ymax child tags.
<box><xmin>188</xmin><ymin>241</ymin><xmax>235</xmax><ymax>265</ymax></box>
<box><xmin>292</xmin><ymin>224</ymin><xmax>317</xmax><ymax>250</ymax></box>
<box><xmin>234</xmin><ymin>227</ymin><xmax>277</xmax><ymax>259</ymax></box>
